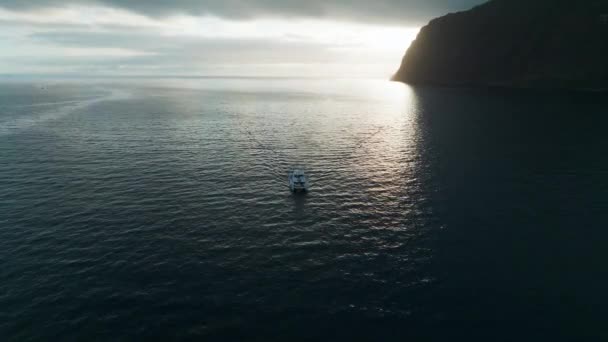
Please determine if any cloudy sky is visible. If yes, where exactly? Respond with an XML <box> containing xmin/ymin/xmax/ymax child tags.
<box><xmin>0</xmin><ymin>0</ymin><xmax>484</xmax><ymax>77</ymax></box>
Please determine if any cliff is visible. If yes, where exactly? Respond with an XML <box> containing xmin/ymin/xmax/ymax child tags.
<box><xmin>392</xmin><ymin>0</ymin><xmax>608</xmax><ymax>90</ymax></box>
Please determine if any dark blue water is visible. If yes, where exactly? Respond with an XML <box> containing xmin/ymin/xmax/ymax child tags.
<box><xmin>1</xmin><ymin>79</ymin><xmax>607</xmax><ymax>341</ymax></box>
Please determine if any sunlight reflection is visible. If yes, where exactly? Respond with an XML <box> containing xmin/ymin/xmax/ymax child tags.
<box><xmin>348</xmin><ymin>82</ymin><xmax>422</xmax><ymax>212</ymax></box>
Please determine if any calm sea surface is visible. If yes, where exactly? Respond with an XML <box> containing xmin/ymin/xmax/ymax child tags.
<box><xmin>1</xmin><ymin>78</ymin><xmax>608</xmax><ymax>341</ymax></box>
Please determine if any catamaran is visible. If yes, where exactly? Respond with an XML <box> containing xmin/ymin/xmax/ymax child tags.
<box><xmin>288</xmin><ymin>169</ymin><xmax>309</xmax><ymax>193</ymax></box>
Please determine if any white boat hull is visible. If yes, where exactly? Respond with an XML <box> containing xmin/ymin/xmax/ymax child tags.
<box><xmin>288</xmin><ymin>170</ymin><xmax>309</xmax><ymax>193</ymax></box>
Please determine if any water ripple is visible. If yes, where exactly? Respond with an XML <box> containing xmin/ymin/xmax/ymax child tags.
<box><xmin>0</xmin><ymin>79</ymin><xmax>439</xmax><ymax>340</ymax></box>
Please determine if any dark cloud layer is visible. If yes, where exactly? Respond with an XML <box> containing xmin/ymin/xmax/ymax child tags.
<box><xmin>0</xmin><ymin>0</ymin><xmax>486</xmax><ymax>24</ymax></box>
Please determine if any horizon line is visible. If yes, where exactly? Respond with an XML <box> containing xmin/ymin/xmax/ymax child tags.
<box><xmin>0</xmin><ymin>74</ymin><xmax>395</xmax><ymax>80</ymax></box>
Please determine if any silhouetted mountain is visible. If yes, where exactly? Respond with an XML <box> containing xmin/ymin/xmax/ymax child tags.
<box><xmin>393</xmin><ymin>0</ymin><xmax>608</xmax><ymax>90</ymax></box>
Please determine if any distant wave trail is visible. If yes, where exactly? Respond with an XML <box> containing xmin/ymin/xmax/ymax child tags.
<box><xmin>0</xmin><ymin>89</ymin><xmax>131</xmax><ymax>136</ymax></box>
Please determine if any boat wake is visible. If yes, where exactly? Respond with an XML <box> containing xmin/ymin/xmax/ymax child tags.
<box><xmin>0</xmin><ymin>88</ymin><xmax>131</xmax><ymax>136</ymax></box>
<box><xmin>236</xmin><ymin>113</ymin><xmax>389</xmax><ymax>196</ymax></box>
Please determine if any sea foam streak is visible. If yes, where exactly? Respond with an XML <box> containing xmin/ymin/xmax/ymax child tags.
<box><xmin>0</xmin><ymin>88</ymin><xmax>131</xmax><ymax>136</ymax></box>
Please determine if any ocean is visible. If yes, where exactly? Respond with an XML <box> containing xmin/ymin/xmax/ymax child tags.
<box><xmin>1</xmin><ymin>78</ymin><xmax>608</xmax><ymax>341</ymax></box>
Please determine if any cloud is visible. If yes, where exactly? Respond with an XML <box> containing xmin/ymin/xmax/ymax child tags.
<box><xmin>0</xmin><ymin>0</ymin><xmax>485</xmax><ymax>76</ymax></box>
<box><xmin>0</xmin><ymin>0</ymin><xmax>486</xmax><ymax>25</ymax></box>
<box><xmin>27</xmin><ymin>29</ymin><xmax>372</xmax><ymax>65</ymax></box>
<box><xmin>2</xmin><ymin>24</ymin><xmax>382</xmax><ymax>75</ymax></box>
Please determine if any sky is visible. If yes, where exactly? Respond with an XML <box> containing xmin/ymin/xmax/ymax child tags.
<box><xmin>0</xmin><ymin>0</ymin><xmax>485</xmax><ymax>77</ymax></box>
